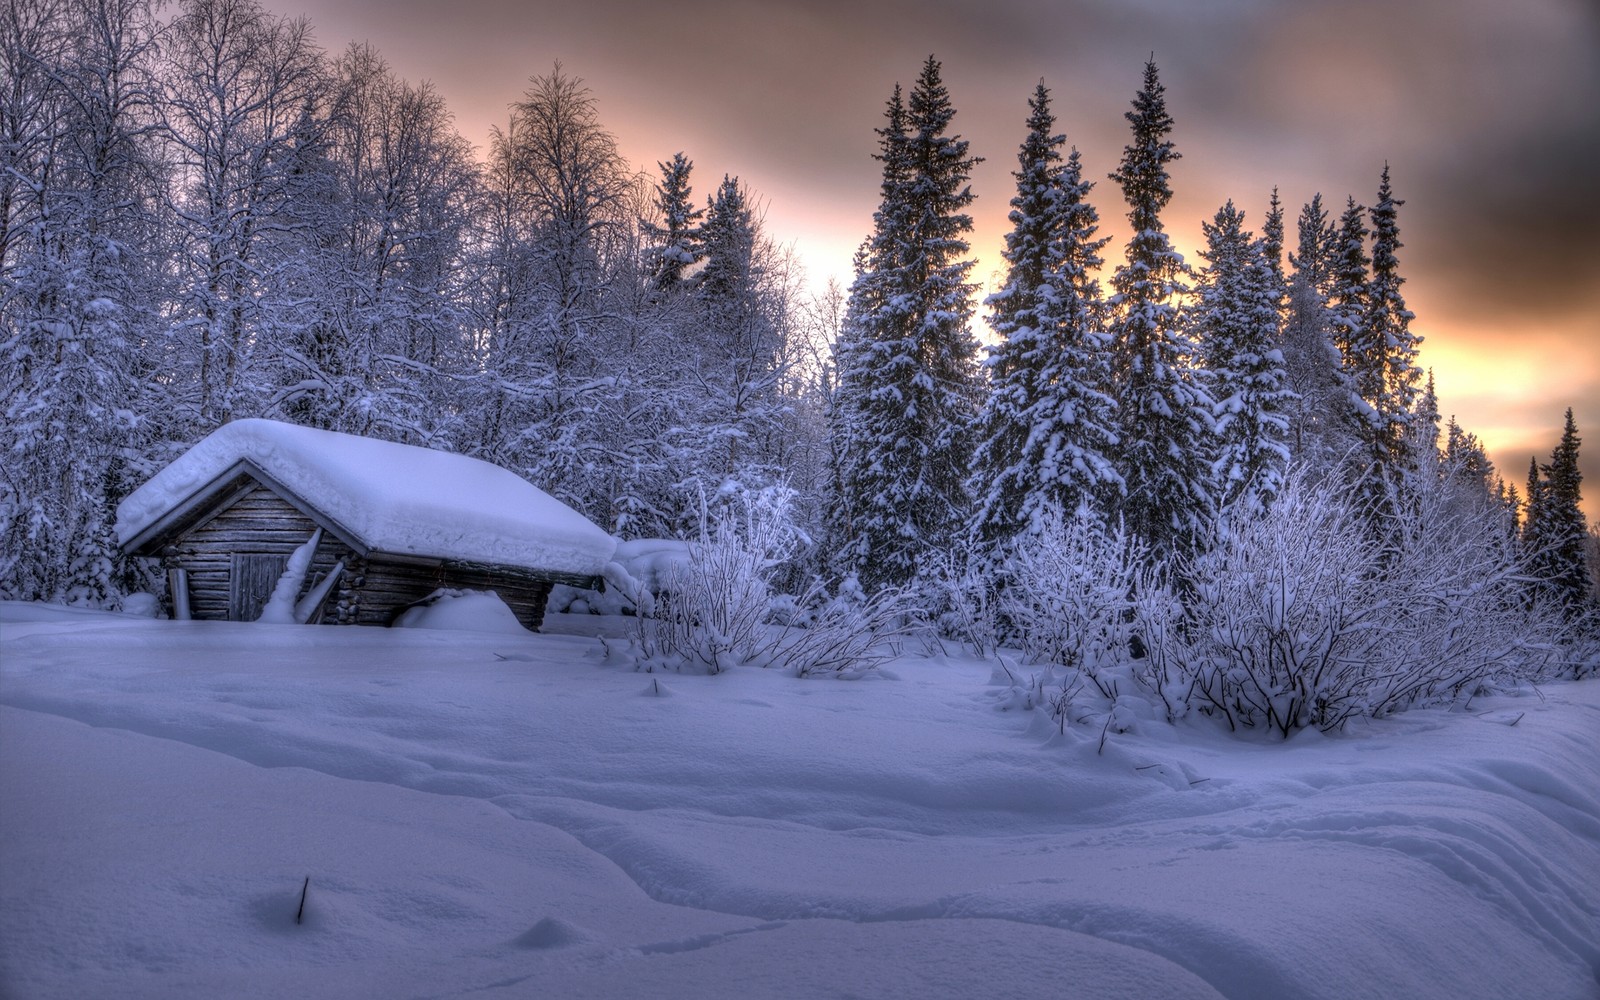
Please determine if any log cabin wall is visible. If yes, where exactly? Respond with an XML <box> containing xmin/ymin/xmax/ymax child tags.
<box><xmin>160</xmin><ymin>480</ymin><xmax>554</xmax><ymax>629</ymax></box>
<box><xmin>160</xmin><ymin>485</ymin><xmax>353</xmax><ymax>622</ymax></box>
<box><xmin>354</xmin><ymin>560</ymin><xmax>553</xmax><ymax>631</ymax></box>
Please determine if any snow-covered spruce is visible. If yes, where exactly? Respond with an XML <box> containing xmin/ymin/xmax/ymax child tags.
<box><xmin>1194</xmin><ymin>201</ymin><xmax>1292</xmax><ymax>513</ymax></box>
<box><xmin>968</xmin><ymin>82</ymin><xmax>1119</xmax><ymax>555</ymax></box>
<box><xmin>1104</xmin><ymin>58</ymin><xmax>1215</xmax><ymax>562</ymax></box>
<box><xmin>830</xmin><ymin>56</ymin><xmax>985</xmax><ymax>593</ymax></box>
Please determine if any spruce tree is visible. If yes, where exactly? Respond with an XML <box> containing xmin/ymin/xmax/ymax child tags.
<box><xmin>1261</xmin><ymin>187</ymin><xmax>1287</xmax><ymax>310</ymax></box>
<box><xmin>1409</xmin><ymin>370</ymin><xmax>1442</xmax><ymax>475</ymax></box>
<box><xmin>969</xmin><ymin>82</ymin><xmax>1118</xmax><ymax>554</ymax></box>
<box><xmin>1529</xmin><ymin>410</ymin><xmax>1592</xmax><ymax>620</ymax></box>
<box><xmin>697</xmin><ymin>175</ymin><xmax>759</xmax><ymax>332</ymax></box>
<box><xmin>1288</xmin><ymin>193</ymin><xmax>1336</xmax><ymax>299</ymax></box>
<box><xmin>1524</xmin><ymin>454</ymin><xmax>1546</xmax><ymax>553</ymax></box>
<box><xmin>1279</xmin><ymin>193</ymin><xmax>1359</xmax><ymax>468</ymax></box>
<box><xmin>1326</xmin><ymin>197</ymin><xmax>1370</xmax><ymax>376</ymax></box>
<box><xmin>1279</xmin><ymin>278</ymin><xmax>1359</xmax><ymax>467</ymax></box>
<box><xmin>1106</xmin><ymin>58</ymin><xmax>1214</xmax><ymax>559</ymax></box>
<box><xmin>1500</xmin><ymin>479</ymin><xmax>1525</xmax><ymax>551</ymax></box>
<box><xmin>832</xmin><ymin>57</ymin><xmax>984</xmax><ymax>591</ymax></box>
<box><xmin>1195</xmin><ymin>201</ymin><xmax>1292</xmax><ymax>511</ymax></box>
<box><xmin>1326</xmin><ymin>194</ymin><xmax>1406</xmax><ymax>536</ymax></box>
<box><xmin>645</xmin><ymin>152</ymin><xmax>704</xmax><ymax>292</ymax></box>
<box><xmin>1324</xmin><ymin>170</ymin><xmax>1424</xmax><ymax>538</ymax></box>
<box><xmin>694</xmin><ymin>175</ymin><xmax>781</xmax><ymax>488</ymax></box>
<box><xmin>1363</xmin><ymin>165</ymin><xmax>1422</xmax><ymax>478</ymax></box>
<box><xmin>1442</xmin><ymin>415</ymin><xmax>1493</xmax><ymax>492</ymax></box>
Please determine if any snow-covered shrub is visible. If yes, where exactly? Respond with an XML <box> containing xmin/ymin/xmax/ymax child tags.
<box><xmin>924</xmin><ymin>546</ymin><xmax>1003</xmax><ymax>660</ymax></box>
<box><xmin>1373</xmin><ymin>468</ymin><xmax>1571</xmax><ymax>705</ymax></box>
<box><xmin>1147</xmin><ymin>468</ymin><xmax>1575</xmax><ymax>737</ymax></box>
<box><xmin>1566</xmin><ymin>633</ymin><xmax>1600</xmax><ymax>680</ymax></box>
<box><xmin>761</xmin><ymin>578</ymin><xmax>921</xmax><ymax>677</ymax></box>
<box><xmin>952</xmin><ymin>509</ymin><xmax>1178</xmax><ymax>743</ymax></box>
<box><xmin>1164</xmin><ymin>473</ymin><xmax>1389</xmax><ymax>735</ymax></box>
<box><xmin>1124</xmin><ymin>573</ymin><xmax>1192</xmax><ymax>722</ymax></box>
<box><xmin>630</xmin><ymin>503</ymin><xmax>771</xmax><ymax>673</ymax></box>
<box><xmin>628</xmin><ymin>488</ymin><xmax>914</xmax><ymax>676</ymax></box>
<box><xmin>997</xmin><ymin>508</ymin><xmax>1151</xmax><ymax>694</ymax></box>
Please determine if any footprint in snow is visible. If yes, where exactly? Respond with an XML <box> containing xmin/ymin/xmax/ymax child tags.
<box><xmin>514</xmin><ymin>916</ymin><xmax>595</xmax><ymax>950</ymax></box>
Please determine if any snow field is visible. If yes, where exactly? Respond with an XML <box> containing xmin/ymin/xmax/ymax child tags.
<box><xmin>2</xmin><ymin>603</ymin><xmax>1598</xmax><ymax>999</ymax></box>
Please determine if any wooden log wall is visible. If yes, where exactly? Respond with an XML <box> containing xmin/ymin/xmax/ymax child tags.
<box><xmin>355</xmin><ymin>561</ymin><xmax>553</xmax><ymax>631</ymax></box>
<box><xmin>161</xmin><ymin>486</ymin><xmax>354</xmax><ymax>622</ymax></box>
<box><xmin>162</xmin><ymin>481</ymin><xmax>554</xmax><ymax>630</ymax></box>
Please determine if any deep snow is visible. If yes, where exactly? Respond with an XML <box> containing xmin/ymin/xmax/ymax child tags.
<box><xmin>2</xmin><ymin>602</ymin><xmax>1597</xmax><ymax>999</ymax></box>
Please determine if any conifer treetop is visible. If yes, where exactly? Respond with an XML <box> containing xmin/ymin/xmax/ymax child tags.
<box><xmin>645</xmin><ymin>151</ymin><xmax>704</xmax><ymax>290</ymax></box>
<box><xmin>1366</xmin><ymin>163</ymin><xmax>1421</xmax><ymax>422</ymax></box>
<box><xmin>1262</xmin><ymin>186</ymin><xmax>1287</xmax><ymax>303</ymax></box>
<box><xmin>1103</xmin><ymin>57</ymin><xmax>1214</xmax><ymax>559</ymax></box>
<box><xmin>1110</xmin><ymin>57</ymin><xmax>1181</xmax><ymax>239</ymax></box>
<box><xmin>1289</xmin><ymin>193</ymin><xmax>1335</xmax><ymax>297</ymax></box>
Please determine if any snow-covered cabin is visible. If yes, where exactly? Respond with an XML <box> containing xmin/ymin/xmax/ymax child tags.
<box><xmin>116</xmin><ymin>419</ymin><xmax>616</xmax><ymax>630</ymax></box>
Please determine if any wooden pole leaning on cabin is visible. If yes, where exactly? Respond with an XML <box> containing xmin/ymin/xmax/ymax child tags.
<box><xmin>167</xmin><ymin>567</ymin><xmax>192</xmax><ymax>620</ymax></box>
<box><xmin>296</xmin><ymin>561</ymin><xmax>345</xmax><ymax>624</ymax></box>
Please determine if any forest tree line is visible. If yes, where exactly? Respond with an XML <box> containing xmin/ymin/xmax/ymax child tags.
<box><xmin>3</xmin><ymin>0</ymin><xmax>834</xmax><ymax>604</ymax></box>
<box><xmin>2</xmin><ymin>0</ymin><xmax>1595</xmax><ymax>647</ymax></box>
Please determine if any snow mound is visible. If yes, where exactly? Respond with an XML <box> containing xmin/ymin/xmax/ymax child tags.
<box><xmin>612</xmin><ymin>538</ymin><xmax>694</xmax><ymax>594</ymax></box>
<box><xmin>553</xmin><ymin>538</ymin><xmax>695</xmax><ymax>616</ymax></box>
<box><xmin>120</xmin><ymin>593</ymin><xmax>160</xmax><ymax>618</ymax></box>
<box><xmin>391</xmin><ymin>589</ymin><xmax>530</xmax><ymax>635</ymax></box>
<box><xmin>115</xmin><ymin>419</ymin><xmax>615</xmax><ymax>576</ymax></box>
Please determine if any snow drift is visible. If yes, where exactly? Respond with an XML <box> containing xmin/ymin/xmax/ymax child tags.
<box><xmin>1</xmin><ymin>602</ymin><xmax>1597</xmax><ymax>1000</ymax></box>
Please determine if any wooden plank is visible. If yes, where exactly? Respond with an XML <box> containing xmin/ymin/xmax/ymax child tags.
<box><xmin>121</xmin><ymin>467</ymin><xmax>259</xmax><ymax>556</ymax></box>
<box><xmin>229</xmin><ymin>553</ymin><xmax>288</xmax><ymax>621</ymax></box>
<box><xmin>125</xmin><ymin>461</ymin><xmax>370</xmax><ymax>558</ymax></box>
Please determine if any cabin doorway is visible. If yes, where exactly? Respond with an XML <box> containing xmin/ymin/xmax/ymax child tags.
<box><xmin>230</xmin><ymin>553</ymin><xmax>288</xmax><ymax>621</ymax></box>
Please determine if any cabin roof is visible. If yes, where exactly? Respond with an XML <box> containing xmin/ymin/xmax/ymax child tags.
<box><xmin>115</xmin><ymin>419</ymin><xmax>616</xmax><ymax>578</ymax></box>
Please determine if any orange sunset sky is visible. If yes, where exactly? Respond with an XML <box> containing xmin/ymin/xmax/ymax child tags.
<box><xmin>264</xmin><ymin>0</ymin><xmax>1600</xmax><ymax>518</ymax></box>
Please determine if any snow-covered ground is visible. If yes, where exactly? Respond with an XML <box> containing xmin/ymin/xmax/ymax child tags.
<box><xmin>2</xmin><ymin>602</ymin><xmax>1598</xmax><ymax>1000</ymax></box>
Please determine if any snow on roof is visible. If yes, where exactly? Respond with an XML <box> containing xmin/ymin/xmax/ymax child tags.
<box><xmin>115</xmin><ymin>419</ymin><xmax>616</xmax><ymax>577</ymax></box>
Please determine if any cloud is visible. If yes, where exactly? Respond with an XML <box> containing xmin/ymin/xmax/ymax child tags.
<box><xmin>1418</xmin><ymin>118</ymin><xmax>1600</xmax><ymax>326</ymax></box>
